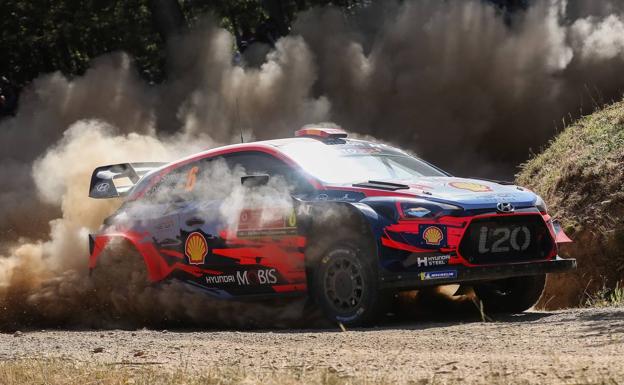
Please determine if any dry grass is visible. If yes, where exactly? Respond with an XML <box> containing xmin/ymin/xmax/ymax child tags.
<box><xmin>584</xmin><ymin>281</ymin><xmax>624</xmax><ymax>308</ymax></box>
<box><xmin>0</xmin><ymin>359</ymin><xmax>621</xmax><ymax>385</ymax></box>
<box><xmin>517</xmin><ymin>99</ymin><xmax>624</xmax><ymax>232</ymax></box>
<box><xmin>516</xmin><ymin>99</ymin><xmax>624</xmax><ymax>309</ymax></box>
<box><xmin>0</xmin><ymin>359</ymin><xmax>369</xmax><ymax>385</ymax></box>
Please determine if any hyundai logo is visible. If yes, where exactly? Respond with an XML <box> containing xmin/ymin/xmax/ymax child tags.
<box><xmin>496</xmin><ymin>202</ymin><xmax>515</xmax><ymax>213</ymax></box>
<box><xmin>95</xmin><ymin>182</ymin><xmax>110</xmax><ymax>193</ymax></box>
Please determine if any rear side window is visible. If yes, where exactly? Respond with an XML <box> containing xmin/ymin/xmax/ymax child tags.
<box><xmin>142</xmin><ymin>163</ymin><xmax>200</xmax><ymax>203</ymax></box>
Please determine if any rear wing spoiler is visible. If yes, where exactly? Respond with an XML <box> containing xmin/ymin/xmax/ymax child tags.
<box><xmin>89</xmin><ymin>162</ymin><xmax>166</xmax><ymax>199</ymax></box>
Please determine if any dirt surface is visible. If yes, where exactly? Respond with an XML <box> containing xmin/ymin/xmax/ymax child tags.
<box><xmin>1</xmin><ymin>307</ymin><xmax>623</xmax><ymax>384</ymax></box>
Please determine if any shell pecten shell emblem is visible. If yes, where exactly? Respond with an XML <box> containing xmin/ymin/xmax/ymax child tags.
<box><xmin>422</xmin><ymin>226</ymin><xmax>444</xmax><ymax>246</ymax></box>
<box><xmin>185</xmin><ymin>232</ymin><xmax>208</xmax><ymax>265</ymax></box>
<box><xmin>449</xmin><ymin>181</ymin><xmax>492</xmax><ymax>192</ymax></box>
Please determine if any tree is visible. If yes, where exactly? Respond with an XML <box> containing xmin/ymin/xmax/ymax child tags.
<box><xmin>0</xmin><ymin>0</ymin><xmax>166</xmax><ymax>86</ymax></box>
<box><xmin>147</xmin><ymin>0</ymin><xmax>187</xmax><ymax>40</ymax></box>
<box><xmin>0</xmin><ymin>0</ymin><xmax>519</xmax><ymax>96</ymax></box>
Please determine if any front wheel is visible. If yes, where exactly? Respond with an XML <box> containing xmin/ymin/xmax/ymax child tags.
<box><xmin>473</xmin><ymin>274</ymin><xmax>546</xmax><ymax>314</ymax></box>
<box><xmin>310</xmin><ymin>239</ymin><xmax>385</xmax><ymax>327</ymax></box>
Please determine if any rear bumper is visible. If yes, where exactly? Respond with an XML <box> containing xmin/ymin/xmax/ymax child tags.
<box><xmin>379</xmin><ymin>256</ymin><xmax>576</xmax><ymax>289</ymax></box>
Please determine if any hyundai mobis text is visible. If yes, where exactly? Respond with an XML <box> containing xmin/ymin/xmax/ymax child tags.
<box><xmin>88</xmin><ymin>127</ymin><xmax>575</xmax><ymax>326</ymax></box>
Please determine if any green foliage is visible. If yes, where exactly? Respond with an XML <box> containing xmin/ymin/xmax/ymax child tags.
<box><xmin>1</xmin><ymin>0</ymin><xmax>166</xmax><ymax>86</ymax></box>
<box><xmin>0</xmin><ymin>0</ymin><xmax>369</xmax><ymax>89</ymax></box>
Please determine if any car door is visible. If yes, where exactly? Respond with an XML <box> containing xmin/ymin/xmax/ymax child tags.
<box><xmin>177</xmin><ymin>151</ymin><xmax>312</xmax><ymax>297</ymax></box>
<box><xmin>131</xmin><ymin>164</ymin><xmax>195</xmax><ymax>251</ymax></box>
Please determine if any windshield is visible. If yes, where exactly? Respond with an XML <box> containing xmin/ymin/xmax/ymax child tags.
<box><xmin>279</xmin><ymin>140</ymin><xmax>447</xmax><ymax>184</ymax></box>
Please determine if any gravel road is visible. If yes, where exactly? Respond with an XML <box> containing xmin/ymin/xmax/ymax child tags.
<box><xmin>1</xmin><ymin>307</ymin><xmax>623</xmax><ymax>384</ymax></box>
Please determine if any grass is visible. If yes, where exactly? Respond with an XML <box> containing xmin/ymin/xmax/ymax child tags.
<box><xmin>584</xmin><ymin>282</ymin><xmax>624</xmax><ymax>308</ymax></box>
<box><xmin>517</xmin><ymin>99</ymin><xmax>624</xmax><ymax>229</ymax></box>
<box><xmin>516</xmin><ymin>98</ymin><xmax>624</xmax><ymax>307</ymax></box>
<box><xmin>0</xmin><ymin>359</ymin><xmax>622</xmax><ymax>385</ymax></box>
<box><xmin>0</xmin><ymin>360</ymin><xmax>370</xmax><ymax>385</ymax></box>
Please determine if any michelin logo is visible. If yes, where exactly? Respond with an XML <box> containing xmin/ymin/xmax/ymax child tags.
<box><xmin>419</xmin><ymin>270</ymin><xmax>457</xmax><ymax>281</ymax></box>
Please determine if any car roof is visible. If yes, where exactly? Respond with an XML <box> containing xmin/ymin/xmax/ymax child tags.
<box><xmin>166</xmin><ymin>136</ymin><xmax>402</xmax><ymax>168</ymax></box>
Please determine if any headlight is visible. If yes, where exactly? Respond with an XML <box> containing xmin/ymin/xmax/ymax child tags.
<box><xmin>399</xmin><ymin>199</ymin><xmax>462</xmax><ymax>219</ymax></box>
<box><xmin>535</xmin><ymin>195</ymin><xmax>548</xmax><ymax>214</ymax></box>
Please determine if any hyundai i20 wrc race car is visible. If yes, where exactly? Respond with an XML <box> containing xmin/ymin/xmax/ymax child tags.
<box><xmin>88</xmin><ymin>127</ymin><xmax>576</xmax><ymax>326</ymax></box>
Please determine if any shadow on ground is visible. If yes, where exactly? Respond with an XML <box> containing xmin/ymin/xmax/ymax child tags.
<box><xmin>1</xmin><ymin>285</ymin><xmax>561</xmax><ymax>333</ymax></box>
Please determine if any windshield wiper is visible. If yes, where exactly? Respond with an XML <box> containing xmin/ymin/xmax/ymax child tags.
<box><xmin>352</xmin><ymin>180</ymin><xmax>410</xmax><ymax>191</ymax></box>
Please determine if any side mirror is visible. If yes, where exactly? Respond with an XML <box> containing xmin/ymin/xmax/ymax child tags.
<box><xmin>241</xmin><ymin>174</ymin><xmax>270</xmax><ymax>187</ymax></box>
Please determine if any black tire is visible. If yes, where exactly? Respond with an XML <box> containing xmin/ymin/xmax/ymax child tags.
<box><xmin>473</xmin><ymin>274</ymin><xmax>546</xmax><ymax>314</ymax></box>
<box><xmin>309</xmin><ymin>237</ymin><xmax>385</xmax><ymax>327</ymax></box>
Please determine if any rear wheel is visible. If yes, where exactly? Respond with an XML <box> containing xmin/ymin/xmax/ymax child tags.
<box><xmin>90</xmin><ymin>243</ymin><xmax>161</xmax><ymax>327</ymax></box>
<box><xmin>309</xmin><ymin>237</ymin><xmax>385</xmax><ymax>327</ymax></box>
<box><xmin>473</xmin><ymin>274</ymin><xmax>546</xmax><ymax>314</ymax></box>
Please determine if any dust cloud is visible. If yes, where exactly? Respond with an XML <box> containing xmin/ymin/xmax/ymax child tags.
<box><xmin>0</xmin><ymin>121</ymin><xmax>312</xmax><ymax>329</ymax></box>
<box><xmin>2</xmin><ymin>0</ymin><xmax>624</xmax><ymax>328</ymax></box>
<box><xmin>295</xmin><ymin>0</ymin><xmax>624</xmax><ymax>177</ymax></box>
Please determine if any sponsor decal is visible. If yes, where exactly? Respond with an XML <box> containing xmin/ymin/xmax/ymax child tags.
<box><xmin>287</xmin><ymin>210</ymin><xmax>297</xmax><ymax>227</ymax></box>
<box><xmin>313</xmin><ymin>191</ymin><xmax>366</xmax><ymax>202</ymax></box>
<box><xmin>237</xmin><ymin>208</ymin><xmax>298</xmax><ymax>238</ymax></box>
<box><xmin>237</xmin><ymin>228</ymin><xmax>297</xmax><ymax>238</ymax></box>
<box><xmin>155</xmin><ymin>218</ymin><xmax>175</xmax><ymax>231</ymax></box>
<box><xmin>404</xmin><ymin>254</ymin><xmax>451</xmax><ymax>268</ymax></box>
<box><xmin>206</xmin><ymin>275</ymin><xmax>235</xmax><ymax>284</ymax></box>
<box><xmin>298</xmin><ymin>204</ymin><xmax>311</xmax><ymax>216</ymax></box>
<box><xmin>473</xmin><ymin>193</ymin><xmax>523</xmax><ymax>202</ymax></box>
<box><xmin>339</xmin><ymin>147</ymin><xmax>382</xmax><ymax>155</ymax></box>
<box><xmin>185</xmin><ymin>232</ymin><xmax>208</xmax><ymax>265</ymax></box>
<box><xmin>404</xmin><ymin>207</ymin><xmax>431</xmax><ymax>218</ymax></box>
<box><xmin>422</xmin><ymin>226</ymin><xmax>444</xmax><ymax>246</ymax></box>
<box><xmin>407</xmin><ymin>183</ymin><xmax>432</xmax><ymax>191</ymax></box>
<box><xmin>238</xmin><ymin>269</ymin><xmax>278</xmax><ymax>285</ymax></box>
<box><xmin>449</xmin><ymin>182</ymin><xmax>492</xmax><ymax>192</ymax></box>
<box><xmin>419</xmin><ymin>270</ymin><xmax>457</xmax><ymax>281</ymax></box>
<box><xmin>204</xmin><ymin>269</ymin><xmax>278</xmax><ymax>286</ymax></box>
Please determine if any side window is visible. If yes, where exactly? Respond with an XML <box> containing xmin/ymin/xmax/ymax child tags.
<box><xmin>140</xmin><ymin>151</ymin><xmax>313</xmax><ymax>203</ymax></box>
<box><xmin>143</xmin><ymin>163</ymin><xmax>203</xmax><ymax>203</ymax></box>
<box><xmin>222</xmin><ymin>152</ymin><xmax>313</xmax><ymax>194</ymax></box>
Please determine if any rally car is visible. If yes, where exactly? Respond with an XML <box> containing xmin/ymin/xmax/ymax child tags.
<box><xmin>88</xmin><ymin>127</ymin><xmax>576</xmax><ymax>326</ymax></box>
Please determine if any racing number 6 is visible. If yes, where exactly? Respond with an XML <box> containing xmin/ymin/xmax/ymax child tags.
<box><xmin>185</xmin><ymin>166</ymin><xmax>199</xmax><ymax>192</ymax></box>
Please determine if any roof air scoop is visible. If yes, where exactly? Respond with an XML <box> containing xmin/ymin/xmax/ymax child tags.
<box><xmin>295</xmin><ymin>126</ymin><xmax>348</xmax><ymax>140</ymax></box>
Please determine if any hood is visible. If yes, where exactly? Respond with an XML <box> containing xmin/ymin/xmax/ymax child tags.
<box><xmin>338</xmin><ymin>177</ymin><xmax>538</xmax><ymax>210</ymax></box>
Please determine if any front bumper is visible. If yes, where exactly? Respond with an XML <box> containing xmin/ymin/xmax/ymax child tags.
<box><xmin>379</xmin><ymin>256</ymin><xmax>576</xmax><ymax>289</ymax></box>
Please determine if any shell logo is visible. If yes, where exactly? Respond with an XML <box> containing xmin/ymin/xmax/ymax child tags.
<box><xmin>449</xmin><ymin>182</ymin><xmax>492</xmax><ymax>192</ymax></box>
<box><xmin>185</xmin><ymin>232</ymin><xmax>208</xmax><ymax>265</ymax></box>
<box><xmin>422</xmin><ymin>226</ymin><xmax>444</xmax><ymax>246</ymax></box>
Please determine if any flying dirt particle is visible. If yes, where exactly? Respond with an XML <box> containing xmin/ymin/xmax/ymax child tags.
<box><xmin>1</xmin><ymin>0</ymin><xmax>624</xmax><ymax>329</ymax></box>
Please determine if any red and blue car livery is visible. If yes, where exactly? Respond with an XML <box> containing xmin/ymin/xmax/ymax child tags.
<box><xmin>88</xmin><ymin>127</ymin><xmax>575</xmax><ymax>325</ymax></box>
